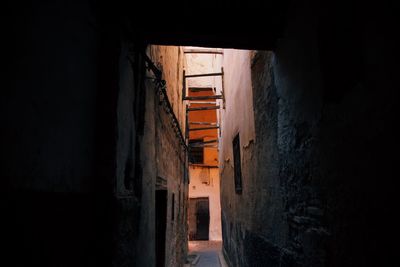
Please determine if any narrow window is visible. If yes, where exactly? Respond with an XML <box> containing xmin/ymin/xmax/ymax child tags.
<box><xmin>171</xmin><ymin>193</ymin><xmax>175</xmax><ymax>222</ymax></box>
<box><xmin>232</xmin><ymin>134</ymin><xmax>242</xmax><ymax>194</ymax></box>
<box><xmin>178</xmin><ymin>190</ymin><xmax>181</xmax><ymax>219</ymax></box>
<box><xmin>189</xmin><ymin>139</ymin><xmax>204</xmax><ymax>164</ymax></box>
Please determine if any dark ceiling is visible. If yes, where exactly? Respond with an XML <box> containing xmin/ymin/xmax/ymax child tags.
<box><xmin>121</xmin><ymin>0</ymin><xmax>292</xmax><ymax>50</ymax></box>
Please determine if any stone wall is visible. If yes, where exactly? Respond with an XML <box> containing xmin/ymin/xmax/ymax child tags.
<box><xmin>220</xmin><ymin>1</ymin><xmax>398</xmax><ymax>266</ymax></box>
<box><xmin>113</xmin><ymin>44</ymin><xmax>189</xmax><ymax>267</ymax></box>
<box><xmin>146</xmin><ymin>45</ymin><xmax>189</xmax><ymax>267</ymax></box>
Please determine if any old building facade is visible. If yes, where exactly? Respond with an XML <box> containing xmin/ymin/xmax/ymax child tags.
<box><xmin>138</xmin><ymin>46</ymin><xmax>189</xmax><ymax>267</ymax></box>
<box><xmin>184</xmin><ymin>49</ymin><xmax>223</xmax><ymax>242</ymax></box>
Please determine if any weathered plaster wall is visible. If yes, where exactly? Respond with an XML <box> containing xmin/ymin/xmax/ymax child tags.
<box><xmin>116</xmin><ymin>44</ymin><xmax>189</xmax><ymax>267</ymax></box>
<box><xmin>220</xmin><ymin>1</ymin><xmax>398</xmax><ymax>266</ymax></box>
<box><xmin>219</xmin><ymin>49</ymin><xmax>259</xmax><ymax>266</ymax></box>
<box><xmin>144</xmin><ymin>45</ymin><xmax>189</xmax><ymax>267</ymax></box>
<box><xmin>113</xmin><ymin>44</ymin><xmax>189</xmax><ymax>267</ymax></box>
<box><xmin>149</xmin><ymin>46</ymin><xmax>187</xmax><ymax>133</ymax></box>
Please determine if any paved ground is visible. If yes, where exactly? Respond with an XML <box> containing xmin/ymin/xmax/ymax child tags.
<box><xmin>187</xmin><ymin>241</ymin><xmax>227</xmax><ymax>267</ymax></box>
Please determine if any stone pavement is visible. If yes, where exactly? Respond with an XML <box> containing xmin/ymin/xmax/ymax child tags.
<box><xmin>186</xmin><ymin>241</ymin><xmax>228</xmax><ymax>267</ymax></box>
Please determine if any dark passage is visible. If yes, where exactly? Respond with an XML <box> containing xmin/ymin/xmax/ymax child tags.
<box><xmin>155</xmin><ymin>190</ymin><xmax>167</xmax><ymax>267</ymax></box>
<box><xmin>189</xmin><ymin>197</ymin><xmax>210</xmax><ymax>241</ymax></box>
<box><xmin>195</xmin><ymin>198</ymin><xmax>210</xmax><ymax>241</ymax></box>
<box><xmin>2</xmin><ymin>0</ymin><xmax>398</xmax><ymax>266</ymax></box>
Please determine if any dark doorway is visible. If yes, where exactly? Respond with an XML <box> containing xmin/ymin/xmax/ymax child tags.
<box><xmin>156</xmin><ymin>190</ymin><xmax>167</xmax><ymax>267</ymax></box>
<box><xmin>188</xmin><ymin>197</ymin><xmax>210</xmax><ymax>240</ymax></box>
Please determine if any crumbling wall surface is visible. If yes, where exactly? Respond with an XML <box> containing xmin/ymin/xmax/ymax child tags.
<box><xmin>114</xmin><ymin>45</ymin><xmax>188</xmax><ymax>267</ymax></box>
<box><xmin>219</xmin><ymin>49</ymin><xmax>260</xmax><ymax>267</ymax></box>
<box><xmin>221</xmin><ymin>1</ymin><xmax>398</xmax><ymax>267</ymax></box>
<box><xmin>149</xmin><ymin>46</ymin><xmax>186</xmax><ymax>132</ymax></box>
<box><xmin>145</xmin><ymin>45</ymin><xmax>189</xmax><ymax>267</ymax></box>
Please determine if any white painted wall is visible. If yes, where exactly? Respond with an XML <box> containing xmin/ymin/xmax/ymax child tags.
<box><xmin>189</xmin><ymin>166</ymin><xmax>222</xmax><ymax>240</ymax></box>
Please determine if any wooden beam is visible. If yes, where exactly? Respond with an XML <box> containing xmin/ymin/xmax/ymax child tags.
<box><xmin>189</xmin><ymin>139</ymin><xmax>218</xmax><ymax>145</ymax></box>
<box><xmin>187</xmin><ymin>106</ymin><xmax>220</xmax><ymax>111</ymax></box>
<box><xmin>185</xmin><ymin>72</ymin><xmax>223</xmax><ymax>78</ymax></box>
<box><xmin>188</xmin><ymin>87</ymin><xmax>214</xmax><ymax>92</ymax></box>
<box><xmin>190</xmin><ymin>144</ymin><xmax>218</xmax><ymax>148</ymax></box>
<box><xmin>189</xmin><ymin>122</ymin><xmax>218</xmax><ymax>125</ymax></box>
<box><xmin>183</xmin><ymin>49</ymin><xmax>224</xmax><ymax>54</ymax></box>
<box><xmin>183</xmin><ymin>95</ymin><xmax>223</xmax><ymax>100</ymax></box>
<box><xmin>182</xmin><ymin>69</ymin><xmax>186</xmax><ymax>101</ymax></box>
<box><xmin>189</xmin><ymin>126</ymin><xmax>219</xmax><ymax>131</ymax></box>
<box><xmin>189</xmin><ymin>101</ymin><xmax>217</xmax><ymax>104</ymax></box>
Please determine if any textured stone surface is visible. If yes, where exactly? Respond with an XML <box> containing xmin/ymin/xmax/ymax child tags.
<box><xmin>220</xmin><ymin>1</ymin><xmax>398</xmax><ymax>266</ymax></box>
<box><xmin>146</xmin><ymin>46</ymin><xmax>189</xmax><ymax>267</ymax></box>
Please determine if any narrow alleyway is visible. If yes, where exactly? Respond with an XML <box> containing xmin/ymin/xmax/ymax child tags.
<box><xmin>186</xmin><ymin>241</ymin><xmax>227</xmax><ymax>267</ymax></box>
<box><xmin>4</xmin><ymin>1</ymin><xmax>398</xmax><ymax>267</ymax></box>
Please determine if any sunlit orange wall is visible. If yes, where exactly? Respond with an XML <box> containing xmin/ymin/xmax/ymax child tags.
<box><xmin>188</xmin><ymin>90</ymin><xmax>218</xmax><ymax>166</ymax></box>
